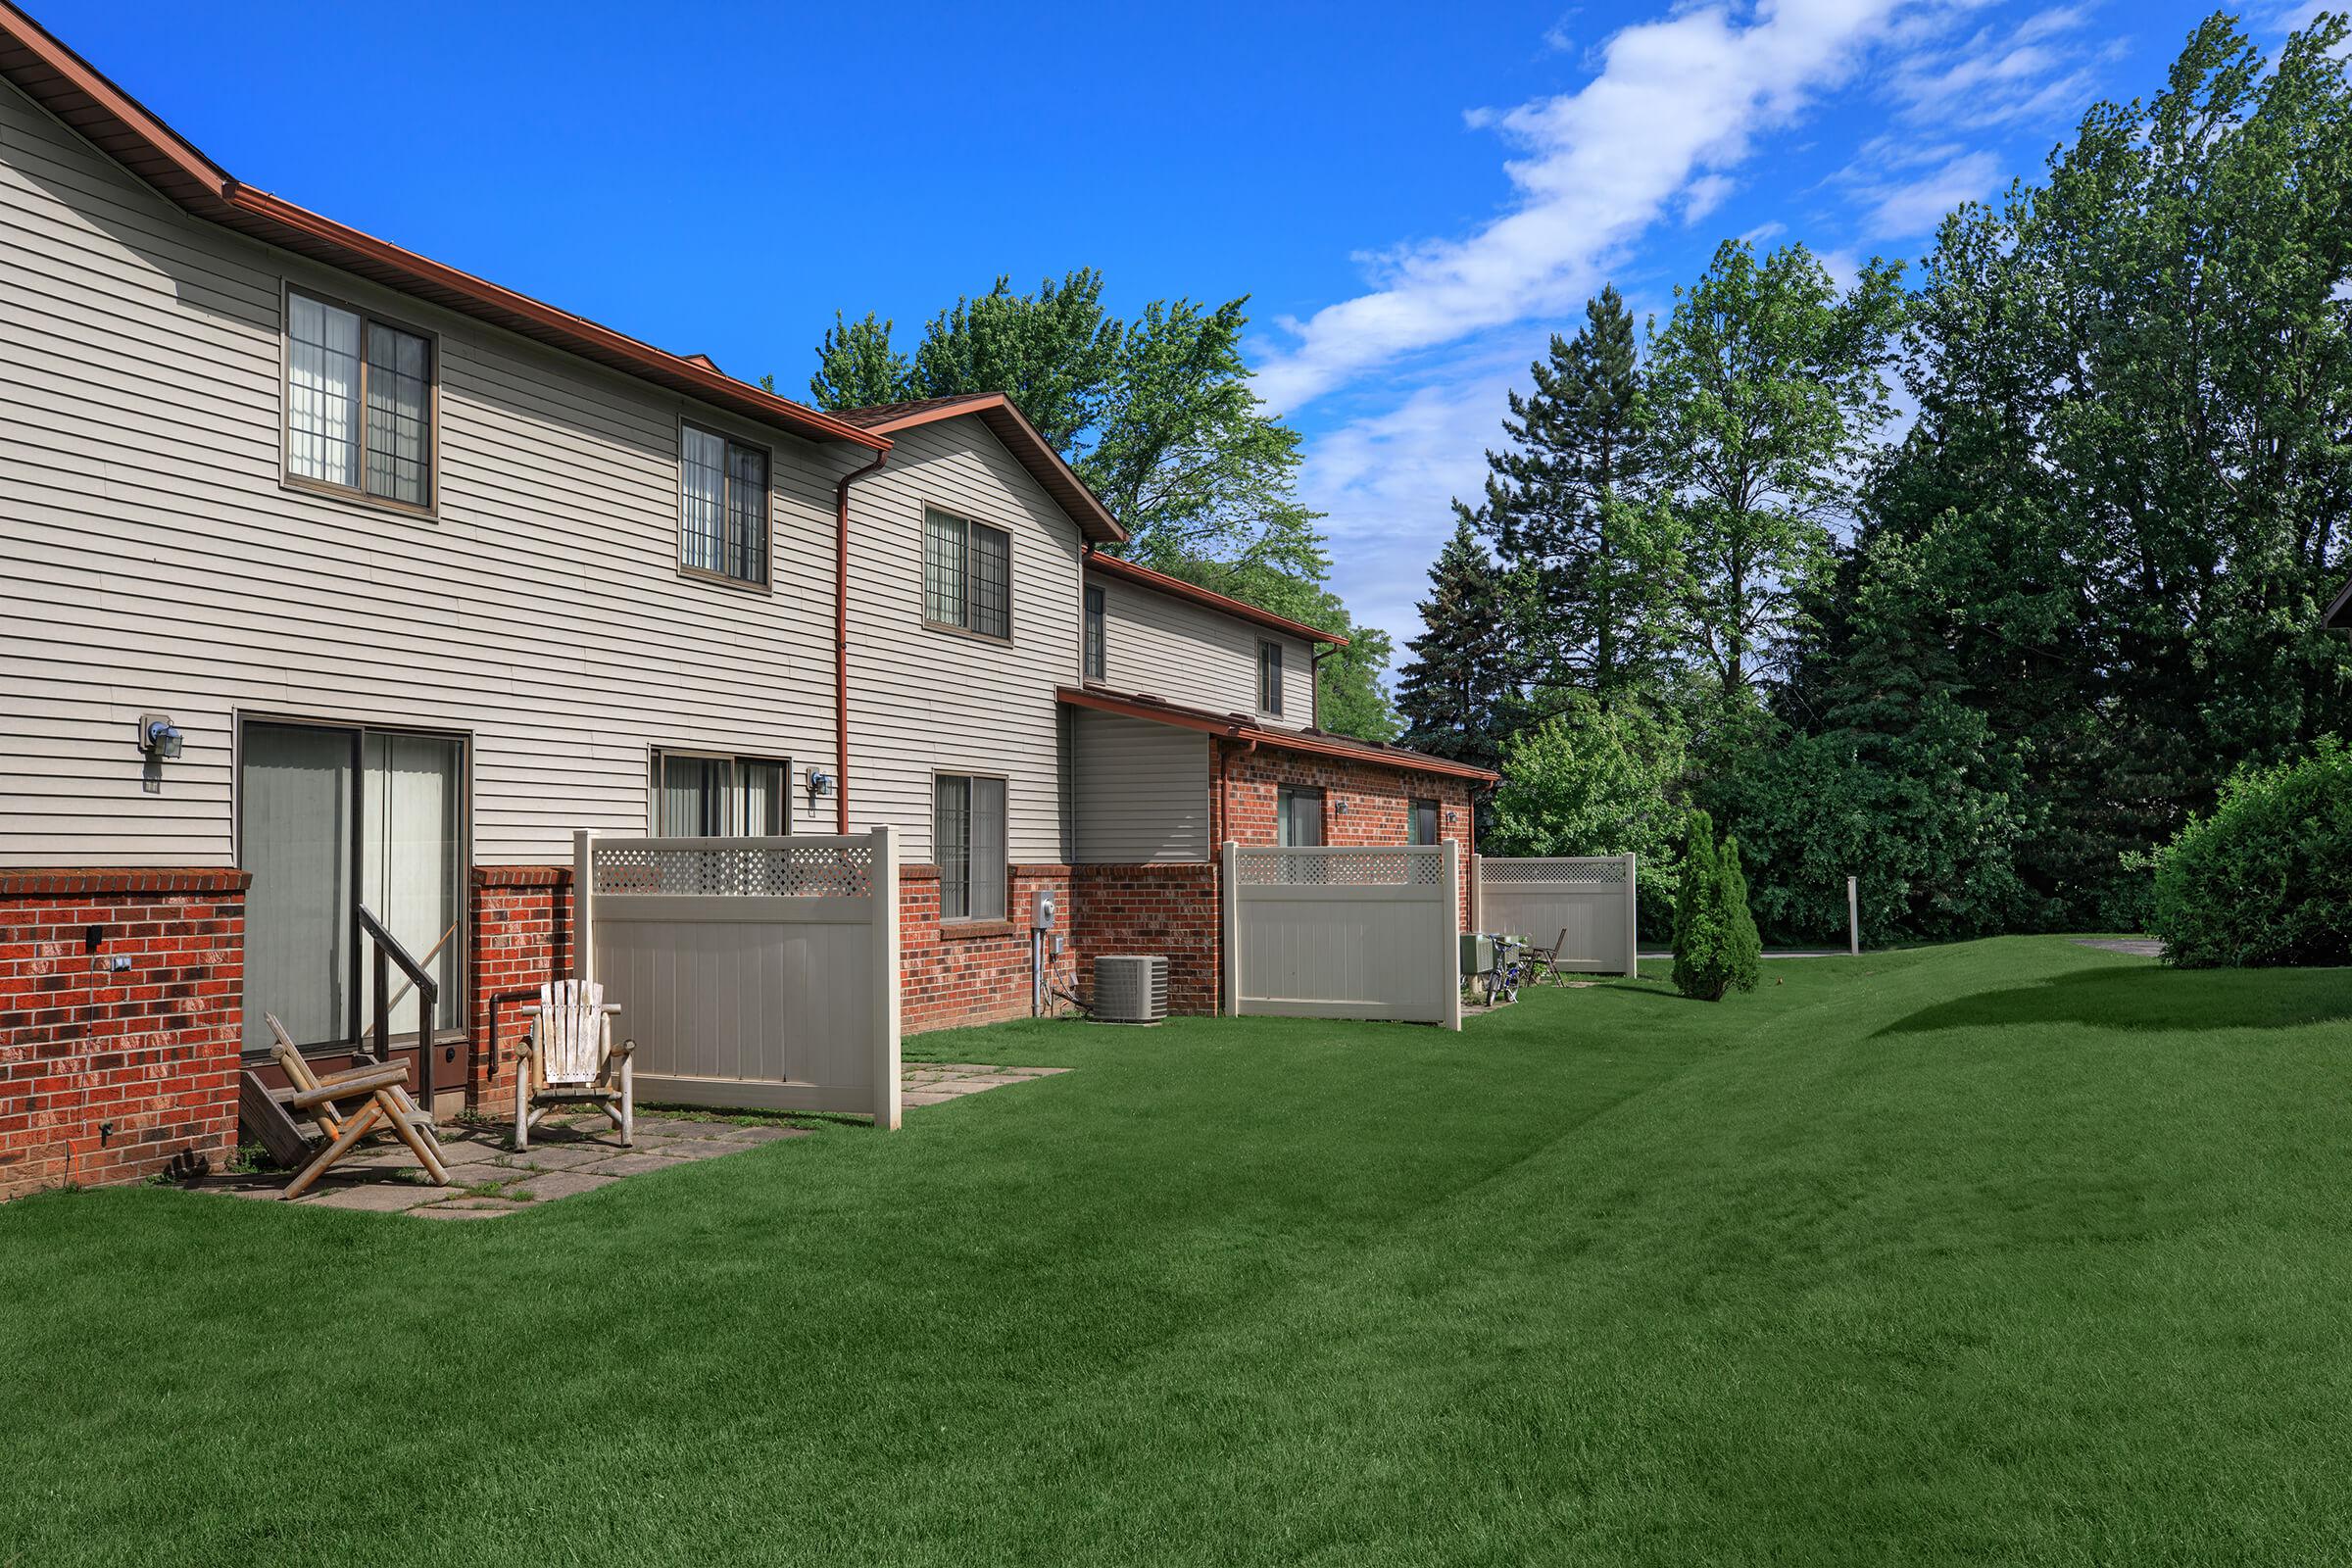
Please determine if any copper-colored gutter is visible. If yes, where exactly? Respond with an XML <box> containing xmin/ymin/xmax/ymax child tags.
<box><xmin>832</xmin><ymin>451</ymin><xmax>891</xmax><ymax>832</ymax></box>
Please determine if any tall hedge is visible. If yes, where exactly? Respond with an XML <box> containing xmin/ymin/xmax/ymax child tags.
<box><xmin>2149</xmin><ymin>738</ymin><xmax>2352</xmax><ymax>967</ymax></box>
<box><xmin>1672</xmin><ymin>810</ymin><xmax>1762</xmax><ymax>1002</ymax></box>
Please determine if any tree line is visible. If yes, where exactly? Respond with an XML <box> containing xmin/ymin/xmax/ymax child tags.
<box><xmin>1397</xmin><ymin>12</ymin><xmax>2352</xmax><ymax>944</ymax></box>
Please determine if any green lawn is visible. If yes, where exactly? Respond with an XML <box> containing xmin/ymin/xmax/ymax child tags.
<box><xmin>8</xmin><ymin>937</ymin><xmax>2352</xmax><ymax>1565</ymax></box>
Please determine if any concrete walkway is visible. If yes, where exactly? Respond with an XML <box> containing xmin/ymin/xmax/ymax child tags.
<box><xmin>185</xmin><ymin>1060</ymin><xmax>1069</xmax><ymax>1218</ymax></box>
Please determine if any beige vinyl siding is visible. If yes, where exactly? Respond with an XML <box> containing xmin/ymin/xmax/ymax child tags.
<box><xmin>1071</xmin><ymin>710</ymin><xmax>1209</xmax><ymax>863</ymax></box>
<box><xmin>1089</xmin><ymin>572</ymin><xmax>1314</xmax><ymax>728</ymax></box>
<box><xmin>0</xmin><ymin>76</ymin><xmax>845</xmax><ymax>866</ymax></box>
<box><xmin>838</xmin><ymin>416</ymin><xmax>1083</xmax><ymax>864</ymax></box>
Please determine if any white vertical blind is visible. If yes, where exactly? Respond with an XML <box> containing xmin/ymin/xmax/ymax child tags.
<box><xmin>287</xmin><ymin>294</ymin><xmax>361</xmax><ymax>489</ymax></box>
<box><xmin>681</xmin><ymin>426</ymin><xmax>727</xmax><ymax>574</ymax></box>
<box><xmin>924</xmin><ymin>511</ymin><xmax>964</xmax><ymax>625</ymax></box>
<box><xmin>365</xmin><ymin>322</ymin><xmax>431</xmax><ymax>506</ymax></box>
<box><xmin>359</xmin><ymin>733</ymin><xmax>462</xmax><ymax>1035</ymax></box>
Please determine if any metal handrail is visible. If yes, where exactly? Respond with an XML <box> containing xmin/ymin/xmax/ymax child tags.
<box><xmin>356</xmin><ymin>904</ymin><xmax>442</xmax><ymax>1103</ymax></box>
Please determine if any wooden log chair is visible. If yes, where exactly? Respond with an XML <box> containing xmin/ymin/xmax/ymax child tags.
<box><xmin>514</xmin><ymin>980</ymin><xmax>634</xmax><ymax>1151</ymax></box>
<box><xmin>264</xmin><ymin>1014</ymin><xmax>451</xmax><ymax>1200</ymax></box>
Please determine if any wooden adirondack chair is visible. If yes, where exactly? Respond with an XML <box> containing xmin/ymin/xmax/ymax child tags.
<box><xmin>264</xmin><ymin>1013</ymin><xmax>451</xmax><ymax>1200</ymax></box>
<box><xmin>514</xmin><ymin>980</ymin><xmax>633</xmax><ymax>1151</ymax></box>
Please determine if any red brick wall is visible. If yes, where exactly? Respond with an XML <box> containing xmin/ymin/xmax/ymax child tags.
<box><xmin>901</xmin><ymin>862</ymin><xmax>1073</xmax><ymax>1034</ymax></box>
<box><xmin>1217</xmin><ymin>743</ymin><xmax>1477</xmax><ymax>928</ymax></box>
<box><xmin>466</xmin><ymin>865</ymin><xmax>574</xmax><ymax>1112</ymax></box>
<box><xmin>0</xmin><ymin>869</ymin><xmax>245</xmax><ymax>1199</ymax></box>
<box><xmin>1070</xmin><ymin>862</ymin><xmax>1222</xmax><ymax>1016</ymax></box>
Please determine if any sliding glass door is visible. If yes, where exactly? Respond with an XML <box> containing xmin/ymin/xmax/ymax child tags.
<box><xmin>240</xmin><ymin>719</ymin><xmax>466</xmax><ymax>1053</ymax></box>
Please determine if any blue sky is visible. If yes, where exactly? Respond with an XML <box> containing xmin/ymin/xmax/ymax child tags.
<box><xmin>41</xmin><ymin>0</ymin><xmax>2278</xmax><ymax>652</ymax></box>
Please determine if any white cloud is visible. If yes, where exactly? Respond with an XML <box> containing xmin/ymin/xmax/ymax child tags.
<box><xmin>1854</xmin><ymin>146</ymin><xmax>2002</xmax><ymax>235</ymax></box>
<box><xmin>1298</xmin><ymin>368</ymin><xmax>1521</xmax><ymax>650</ymax></box>
<box><xmin>1253</xmin><ymin>0</ymin><xmax>1922</xmax><ymax>414</ymax></box>
<box><xmin>1887</xmin><ymin>4</ymin><xmax>2099</xmax><ymax>128</ymax></box>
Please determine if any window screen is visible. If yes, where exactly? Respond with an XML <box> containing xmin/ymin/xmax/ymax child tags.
<box><xmin>924</xmin><ymin>511</ymin><xmax>1011</xmax><ymax>638</ymax></box>
<box><xmin>681</xmin><ymin>426</ymin><xmax>768</xmax><ymax>584</ymax></box>
<box><xmin>935</xmin><ymin>774</ymin><xmax>1007</xmax><ymax>919</ymax></box>
<box><xmin>1259</xmin><ymin>641</ymin><xmax>1284</xmax><ymax>715</ymax></box>
<box><xmin>288</xmin><ymin>290</ymin><xmax>432</xmax><ymax>507</ymax></box>
<box><xmin>1083</xmin><ymin>584</ymin><xmax>1106</xmax><ymax>679</ymax></box>
<box><xmin>1276</xmin><ymin>785</ymin><xmax>1323</xmax><ymax>848</ymax></box>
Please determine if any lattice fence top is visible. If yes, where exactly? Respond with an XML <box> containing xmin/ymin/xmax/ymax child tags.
<box><xmin>593</xmin><ymin>841</ymin><xmax>875</xmax><ymax>898</ymax></box>
<box><xmin>1480</xmin><ymin>857</ymin><xmax>1628</xmax><ymax>887</ymax></box>
<box><xmin>1236</xmin><ymin>848</ymin><xmax>1444</xmax><ymax>887</ymax></box>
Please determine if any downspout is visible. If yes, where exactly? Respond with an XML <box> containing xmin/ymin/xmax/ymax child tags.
<box><xmin>832</xmin><ymin>448</ymin><xmax>890</xmax><ymax>834</ymax></box>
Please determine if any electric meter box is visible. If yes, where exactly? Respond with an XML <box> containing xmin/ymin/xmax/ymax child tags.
<box><xmin>1032</xmin><ymin>889</ymin><xmax>1057</xmax><ymax>931</ymax></box>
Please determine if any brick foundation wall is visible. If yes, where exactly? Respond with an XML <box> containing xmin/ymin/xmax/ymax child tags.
<box><xmin>0</xmin><ymin>869</ymin><xmax>246</xmax><ymax>1199</ymax></box>
<box><xmin>1070</xmin><ymin>862</ymin><xmax>1222</xmax><ymax>1015</ymax></box>
<box><xmin>466</xmin><ymin>866</ymin><xmax>574</xmax><ymax>1112</ymax></box>
<box><xmin>1218</xmin><ymin>744</ymin><xmax>1478</xmax><ymax>928</ymax></box>
<box><xmin>901</xmin><ymin>862</ymin><xmax>1073</xmax><ymax>1034</ymax></box>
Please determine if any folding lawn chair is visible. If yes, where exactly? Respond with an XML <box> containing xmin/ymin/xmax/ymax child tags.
<box><xmin>1523</xmin><ymin>928</ymin><xmax>1572</xmax><ymax>988</ymax></box>
<box><xmin>264</xmin><ymin>1013</ymin><xmax>451</xmax><ymax>1200</ymax></box>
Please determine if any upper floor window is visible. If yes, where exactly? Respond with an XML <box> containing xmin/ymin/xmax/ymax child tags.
<box><xmin>681</xmin><ymin>426</ymin><xmax>769</xmax><ymax>585</ymax></box>
<box><xmin>652</xmin><ymin>749</ymin><xmax>788</xmax><ymax>836</ymax></box>
<box><xmin>1409</xmin><ymin>798</ymin><xmax>1442</xmax><ymax>845</ymax></box>
<box><xmin>934</xmin><ymin>772</ymin><xmax>1008</xmax><ymax>920</ymax></box>
<box><xmin>924</xmin><ymin>510</ymin><xmax>1011</xmax><ymax>639</ymax></box>
<box><xmin>286</xmin><ymin>290</ymin><xmax>433</xmax><ymax>511</ymax></box>
<box><xmin>1083</xmin><ymin>584</ymin><xmax>1106</xmax><ymax>680</ymax></box>
<box><xmin>1258</xmin><ymin>641</ymin><xmax>1285</xmax><ymax>715</ymax></box>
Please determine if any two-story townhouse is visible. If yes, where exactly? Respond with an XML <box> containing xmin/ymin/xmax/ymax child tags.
<box><xmin>0</xmin><ymin>2</ymin><xmax>1493</xmax><ymax>1196</ymax></box>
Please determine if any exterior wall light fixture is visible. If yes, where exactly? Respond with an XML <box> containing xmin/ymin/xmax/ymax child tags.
<box><xmin>137</xmin><ymin>714</ymin><xmax>183</xmax><ymax>760</ymax></box>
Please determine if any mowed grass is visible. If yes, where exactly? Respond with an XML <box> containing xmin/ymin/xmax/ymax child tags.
<box><xmin>8</xmin><ymin>937</ymin><xmax>2352</xmax><ymax>1566</ymax></box>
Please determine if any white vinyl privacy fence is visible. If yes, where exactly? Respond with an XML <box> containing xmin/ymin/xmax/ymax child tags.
<box><xmin>1471</xmin><ymin>854</ymin><xmax>1638</xmax><ymax>977</ymax></box>
<box><xmin>1221</xmin><ymin>842</ymin><xmax>1461</xmax><ymax>1029</ymax></box>
<box><xmin>576</xmin><ymin>828</ymin><xmax>902</xmax><ymax>1128</ymax></box>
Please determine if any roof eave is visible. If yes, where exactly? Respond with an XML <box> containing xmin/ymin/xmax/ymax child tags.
<box><xmin>1056</xmin><ymin>687</ymin><xmax>1499</xmax><ymax>784</ymax></box>
<box><xmin>2327</xmin><ymin>574</ymin><xmax>2352</xmax><ymax>630</ymax></box>
<box><xmin>1082</xmin><ymin>551</ymin><xmax>1348</xmax><ymax>647</ymax></box>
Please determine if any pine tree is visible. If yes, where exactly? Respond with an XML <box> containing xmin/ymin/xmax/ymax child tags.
<box><xmin>1671</xmin><ymin>809</ymin><xmax>1761</xmax><ymax>1001</ymax></box>
<box><xmin>1396</xmin><ymin>510</ymin><xmax>1529</xmax><ymax>772</ymax></box>
<box><xmin>1482</xmin><ymin>286</ymin><xmax>1680</xmax><ymax>707</ymax></box>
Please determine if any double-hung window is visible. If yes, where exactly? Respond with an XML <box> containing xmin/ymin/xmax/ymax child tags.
<box><xmin>924</xmin><ymin>509</ymin><xmax>1011</xmax><ymax>639</ymax></box>
<box><xmin>285</xmin><ymin>290</ymin><xmax>433</xmax><ymax>510</ymax></box>
<box><xmin>1276</xmin><ymin>785</ymin><xmax>1324</xmax><ymax>848</ymax></box>
<box><xmin>681</xmin><ymin>425</ymin><xmax>770</xmax><ymax>585</ymax></box>
<box><xmin>1409</xmin><ymin>798</ymin><xmax>1442</xmax><ymax>845</ymax></box>
<box><xmin>934</xmin><ymin>773</ymin><xmax>1007</xmax><ymax>920</ymax></box>
<box><xmin>1083</xmin><ymin>584</ymin><xmax>1106</xmax><ymax>680</ymax></box>
<box><xmin>1258</xmin><ymin>641</ymin><xmax>1285</xmax><ymax>715</ymax></box>
<box><xmin>652</xmin><ymin>750</ymin><xmax>789</xmax><ymax>836</ymax></box>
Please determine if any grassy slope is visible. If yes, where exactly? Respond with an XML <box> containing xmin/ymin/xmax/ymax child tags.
<box><xmin>6</xmin><ymin>938</ymin><xmax>2352</xmax><ymax>1566</ymax></box>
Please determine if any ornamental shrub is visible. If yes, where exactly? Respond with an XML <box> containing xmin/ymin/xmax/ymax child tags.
<box><xmin>2149</xmin><ymin>738</ymin><xmax>2352</xmax><ymax>968</ymax></box>
<box><xmin>1672</xmin><ymin>810</ymin><xmax>1762</xmax><ymax>1002</ymax></box>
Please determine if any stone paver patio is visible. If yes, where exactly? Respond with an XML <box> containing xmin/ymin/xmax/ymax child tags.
<box><xmin>184</xmin><ymin>1061</ymin><xmax>1069</xmax><ymax>1218</ymax></box>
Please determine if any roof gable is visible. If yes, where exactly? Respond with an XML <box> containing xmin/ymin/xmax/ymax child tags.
<box><xmin>834</xmin><ymin>395</ymin><xmax>1125</xmax><ymax>545</ymax></box>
